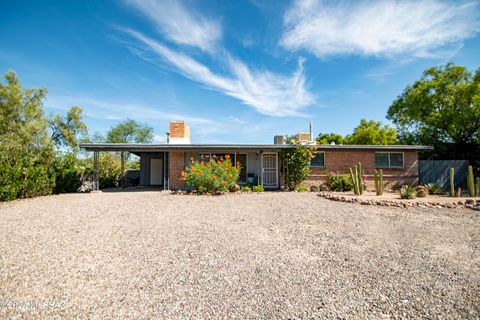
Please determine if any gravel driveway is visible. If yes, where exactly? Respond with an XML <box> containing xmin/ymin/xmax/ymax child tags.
<box><xmin>1</xmin><ymin>191</ymin><xmax>479</xmax><ymax>319</ymax></box>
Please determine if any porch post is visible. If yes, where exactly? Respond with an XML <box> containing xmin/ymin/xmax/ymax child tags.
<box><xmin>93</xmin><ymin>151</ymin><xmax>99</xmax><ymax>191</ymax></box>
<box><xmin>120</xmin><ymin>151</ymin><xmax>125</xmax><ymax>189</ymax></box>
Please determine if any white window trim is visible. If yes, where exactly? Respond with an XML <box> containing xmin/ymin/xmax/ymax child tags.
<box><xmin>375</xmin><ymin>151</ymin><xmax>404</xmax><ymax>168</ymax></box>
<box><xmin>310</xmin><ymin>151</ymin><xmax>326</xmax><ymax>168</ymax></box>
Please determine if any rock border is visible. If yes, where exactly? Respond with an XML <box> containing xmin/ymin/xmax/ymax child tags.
<box><xmin>318</xmin><ymin>192</ymin><xmax>480</xmax><ymax>211</ymax></box>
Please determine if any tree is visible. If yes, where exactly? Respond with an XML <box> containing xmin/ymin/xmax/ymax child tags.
<box><xmin>0</xmin><ymin>71</ymin><xmax>55</xmax><ymax>200</ymax></box>
<box><xmin>283</xmin><ymin>143</ymin><xmax>315</xmax><ymax>190</ymax></box>
<box><xmin>387</xmin><ymin>63</ymin><xmax>480</xmax><ymax>147</ymax></box>
<box><xmin>106</xmin><ymin>119</ymin><xmax>153</xmax><ymax>143</ymax></box>
<box><xmin>316</xmin><ymin>133</ymin><xmax>344</xmax><ymax>145</ymax></box>
<box><xmin>48</xmin><ymin>106</ymin><xmax>88</xmax><ymax>149</ymax></box>
<box><xmin>344</xmin><ymin>119</ymin><xmax>398</xmax><ymax>145</ymax></box>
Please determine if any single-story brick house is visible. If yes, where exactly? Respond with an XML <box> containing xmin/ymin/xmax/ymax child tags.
<box><xmin>80</xmin><ymin>121</ymin><xmax>432</xmax><ymax>190</ymax></box>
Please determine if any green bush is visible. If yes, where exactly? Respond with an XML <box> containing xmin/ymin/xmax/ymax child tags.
<box><xmin>229</xmin><ymin>184</ymin><xmax>240</xmax><ymax>192</ymax></box>
<box><xmin>53</xmin><ymin>153</ymin><xmax>84</xmax><ymax>194</ymax></box>
<box><xmin>241</xmin><ymin>186</ymin><xmax>251</xmax><ymax>192</ymax></box>
<box><xmin>282</xmin><ymin>143</ymin><xmax>315</xmax><ymax>190</ymax></box>
<box><xmin>295</xmin><ymin>185</ymin><xmax>309</xmax><ymax>192</ymax></box>
<box><xmin>252</xmin><ymin>185</ymin><xmax>264</xmax><ymax>193</ymax></box>
<box><xmin>399</xmin><ymin>185</ymin><xmax>416</xmax><ymax>199</ymax></box>
<box><xmin>184</xmin><ymin>155</ymin><xmax>240</xmax><ymax>194</ymax></box>
<box><xmin>310</xmin><ymin>185</ymin><xmax>320</xmax><ymax>192</ymax></box>
<box><xmin>326</xmin><ymin>173</ymin><xmax>353</xmax><ymax>191</ymax></box>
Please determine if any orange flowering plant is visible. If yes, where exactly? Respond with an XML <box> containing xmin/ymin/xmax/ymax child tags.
<box><xmin>183</xmin><ymin>155</ymin><xmax>240</xmax><ymax>194</ymax></box>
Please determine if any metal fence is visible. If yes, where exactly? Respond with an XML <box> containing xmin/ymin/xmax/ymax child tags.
<box><xmin>419</xmin><ymin>160</ymin><xmax>469</xmax><ymax>189</ymax></box>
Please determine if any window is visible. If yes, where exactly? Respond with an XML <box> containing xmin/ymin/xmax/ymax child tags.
<box><xmin>375</xmin><ymin>152</ymin><xmax>404</xmax><ymax>168</ymax></box>
<box><xmin>310</xmin><ymin>152</ymin><xmax>325</xmax><ymax>167</ymax></box>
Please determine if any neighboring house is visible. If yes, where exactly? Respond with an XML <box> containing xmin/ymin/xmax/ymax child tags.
<box><xmin>80</xmin><ymin>121</ymin><xmax>432</xmax><ymax>190</ymax></box>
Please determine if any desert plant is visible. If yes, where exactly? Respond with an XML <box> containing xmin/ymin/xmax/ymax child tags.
<box><xmin>252</xmin><ymin>185</ymin><xmax>264</xmax><ymax>193</ymax></box>
<box><xmin>399</xmin><ymin>185</ymin><xmax>416</xmax><ymax>199</ymax></box>
<box><xmin>350</xmin><ymin>163</ymin><xmax>364</xmax><ymax>195</ymax></box>
<box><xmin>326</xmin><ymin>173</ymin><xmax>353</xmax><ymax>192</ymax></box>
<box><xmin>424</xmin><ymin>183</ymin><xmax>443</xmax><ymax>195</ymax></box>
<box><xmin>374</xmin><ymin>169</ymin><xmax>384</xmax><ymax>196</ymax></box>
<box><xmin>241</xmin><ymin>186</ymin><xmax>251</xmax><ymax>192</ymax></box>
<box><xmin>476</xmin><ymin>177</ymin><xmax>480</xmax><ymax>197</ymax></box>
<box><xmin>183</xmin><ymin>155</ymin><xmax>240</xmax><ymax>194</ymax></box>
<box><xmin>450</xmin><ymin>167</ymin><xmax>455</xmax><ymax>197</ymax></box>
<box><xmin>319</xmin><ymin>184</ymin><xmax>330</xmax><ymax>192</ymax></box>
<box><xmin>282</xmin><ymin>143</ymin><xmax>315</xmax><ymax>190</ymax></box>
<box><xmin>229</xmin><ymin>184</ymin><xmax>240</xmax><ymax>193</ymax></box>
<box><xmin>467</xmin><ymin>165</ymin><xmax>475</xmax><ymax>197</ymax></box>
<box><xmin>416</xmin><ymin>185</ymin><xmax>428</xmax><ymax>198</ymax></box>
<box><xmin>295</xmin><ymin>185</ymin><xmax>309</xmax><ymax>192</ymax></box>
<box><xmin>310</xmin><ymin>185</ymin><xmax>319</xmax><ymax>192</ymax></box>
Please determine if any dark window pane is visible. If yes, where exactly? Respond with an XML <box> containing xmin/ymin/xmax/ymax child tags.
<box><xmin>389</xmin><ymin>153</ymin><xmax>404</xmax><ymax>167</ymax></box>
<box><xmin>198</xmin><ymin>154</ymin><xmax>210</xmax><ymax>163</ymax></box>
<box><xmin>375</xmin><ymin>153</ymin><xmax>389</xmax><ymax>167</ymax></box>
<box><xmin>310</xmin><ymin>153</ymin><xmax>325</xmax><ymax>167</ymax></box>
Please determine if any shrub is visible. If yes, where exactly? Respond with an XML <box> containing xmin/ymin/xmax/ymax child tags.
<box><xmin>310</xmin><ymin>185</ymin><xmax>319</xmax><ymax>192</ymax></box>
<box><xmin>83</xmin><ymin>153</ymin><xmax>123</xmax><ymax>189</ymax></box>
<box><xmin>399</xmin><ymin>185</ymin><xmax>416</xmax><ymax>199</ymax></box>
<box><xmin>183</xmin><ymin>155</ymin><xmax>240</xmax><ymax>194</ymax></box>
<box><xmin>53</xmin><ymin>153</ymin><xmax>84</xmax><ymax>194</ymax></box>
<box><xmin>416</xmin><ymin>185</ymin><xmax>428</xmax><ymax>198</ymax></box>
<box><xmin>295</xmin><ymin>185</ymin><xmax>309</xmax><ymax>192</ymax></box>
<box><xmin>241</xmin><ymin>186</ymin><xmax>251</xmax><ymax>192</ymax></box>
<box><xmin>319</xmin><ymin>183</ymin><xmax>330</xmax><ymax>191</ymax></box>
<box><xmin>424</xmin><ymin>183</ymin><xmax>443</xmax><ymax>195</ymax></box>
<box><xmin>326</xmin><ymin>173</ymin><xmax>353</xmax><ymax>192</ymax></box>
<box><xmin>252</xmin><ymin>185</ymin><xmax>264</xmax><ymax>193</ymax></box>
<box><xmin>282</xmin><ymin>143</ymin><xmax>315</xmax><ymax>190</ymax></box>
<box><xmin>229</xmin><ymin>184</ymin><xmax>240</xmax><ymax>192</ymax></box>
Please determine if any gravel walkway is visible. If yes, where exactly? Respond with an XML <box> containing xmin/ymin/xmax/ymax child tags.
<box><xmin>1</xmin><ymin>191</ymin><xmax>479</xmax><ymax>319</ymax></box>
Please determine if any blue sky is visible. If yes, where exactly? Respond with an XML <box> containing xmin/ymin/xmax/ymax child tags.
<box><xmin>1</xmin><ymin>0</ymin><xmax>479</xmax><ymax>143</ymax></box>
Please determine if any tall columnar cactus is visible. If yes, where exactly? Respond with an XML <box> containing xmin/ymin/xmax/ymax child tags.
<box><xmin>374</xmin><ymin>169</ymin><xmax>384</xmax><ymax>196</ymax></box>
<box><xmin>450</xmin><ymin>167</ymin><xmax>455</xmax><ymax>197</ymax></box>
<box><xmin>350</xmin><ymin>167</ymin><xmax>359</xmax><ymax>195</ymax></box>
<box><xmin>357</xmin><ymin>162</ymin><xmax>364</xmax><ymax>195</ymax></box>
<box><xmin>350</xmin><ymin>163</ymin><xmax>364</xmax><ymax>195</ymax></box>
<box><xmin>467</xmin><ymin>165</ymin><xmax>475</xmax><ymax>197</ymax></box>
<box><xmin>475</xmin><ymin>177</ymin><xmax>479</xmax><ymax>197</ymax></box>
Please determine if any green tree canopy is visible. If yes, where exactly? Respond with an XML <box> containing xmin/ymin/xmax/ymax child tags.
<box><xmin>283</xmin><ymin>143</ymin><xmax>315</xmax><ymax>190</ymax></box>
<box><xmin>0</xmin><ymin>71</ymin><xmax>56</xmax><ymax>200</ymax></box>
<box><xmin>48</xmin><ymin>106</ymin><xmax>88</xmax><ymax>149</ymax></box>
<box><xmin>106</xmin><ymin>119</ymin><xmax>154</xmax><ymax>144</ymax></box>
<box><xmin>316</xmin><ymin>133</ymin><xmax>344</xmax><ymax>145</ymax></box>
<box><xmin>344</xmin><ymin>119</ymin><xmax>398</xmax><ymax>145</ymax></box>
<box><xmin>387</xmin><ymin>63</ymin><xmax>480</xmax><ymax>146</ymax></box>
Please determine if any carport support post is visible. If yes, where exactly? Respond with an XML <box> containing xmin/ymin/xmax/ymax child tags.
<box><xmin>93</xmin><ymin>151</ymin><xmax>99</xmax><ymax>191</ymax></box>
<box><xmin>120</xmin><ymin>151</ymin><xmax>125</xmax><ymax>189</ymax></box>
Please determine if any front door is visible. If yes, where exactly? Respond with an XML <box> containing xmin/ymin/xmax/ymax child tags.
<box><xmin>262</xmin><ymin>153</ymin><xmax>278</xmax><ymax>188</ymax></box>
<box><xmin>150</xmin><ymin>158</ymin><xmax>164</xmax><ymax>185</ymax></box>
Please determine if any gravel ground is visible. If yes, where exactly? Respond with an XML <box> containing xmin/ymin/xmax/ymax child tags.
<box><xmin>1</xmin><ymin>191</ymin><xmax>479</xmax><ymax>319</ymax></box>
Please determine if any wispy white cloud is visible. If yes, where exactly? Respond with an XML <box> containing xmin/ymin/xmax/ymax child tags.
<box><xmin>281</xmin><ymin>0</ymin><xmax>480</xmax><ymax>58</ymax></box>
<box><xmin>125</xmin><ymin>0</ymin><xmax>222</xmax><ymax>52</ymax></box>
<box><xmin>122</xmin><ymin>29</ymin><xmax>314</xmax><ymax>116</ymax></box>
<box><xmin>46</xmin><ymin>95</ymin><xmax>212</xmax><ymax>124</ymax></box>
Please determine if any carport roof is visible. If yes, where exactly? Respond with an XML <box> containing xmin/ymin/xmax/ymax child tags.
<box><xmin>80</xmin><ymin>143</ymin><xmax>433</xmax><ymax>152</ymax></box>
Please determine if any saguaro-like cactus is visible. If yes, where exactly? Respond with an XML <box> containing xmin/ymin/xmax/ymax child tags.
<box><xmin>467</xmin><ymin>165</ymin><xmax>475</xmax><ymax>197</ymax></box>
<box><xmin>450</xmin><ymin>167</ymin><xmax>455</xmax><ymax>197</ymax></box>
<box><xmin>374</xmin><ymin>169</ymin><xmax>384</xmax><ymax>196</ymax></box>
<box><xmin>476</xmin><ymin>177</ymin><xmax>479</xmax><ymax>197</ymax></box>
<box><xmin>350</xmin><ymin>163</ymin><xmax>364</xmax><ymax>195</ymax></box>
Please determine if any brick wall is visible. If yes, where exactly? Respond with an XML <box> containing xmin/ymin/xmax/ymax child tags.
<box><xmin>305</xmin><ymin>150</ymin><xmax>419</xmax><ymax>189</ymax></box>
<box><xmin>169</xmin><ymin>121</ymin><xmax>190</xmax><ymax>144</ymax></box>
<box><xmin>169</xmin><ymin>152</ymin><xmax>185</xmax><ymax>189</ymax></box>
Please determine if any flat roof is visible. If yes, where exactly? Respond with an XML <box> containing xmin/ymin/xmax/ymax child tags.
<box><xmin>80</xmin><ymin>143</ymin><xmax>433</xmax><ymax>152</ymax></box>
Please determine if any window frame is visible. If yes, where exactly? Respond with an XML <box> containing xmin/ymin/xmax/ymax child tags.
<box><xmin>310</xmin><ymin>151</ymin><xmax>326</xmax><ymax>168</ymax></box>
<box><xmin>375</xmin><ymin>152</ymin><xmax>404</xmax><ymax>168</ymax></box>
